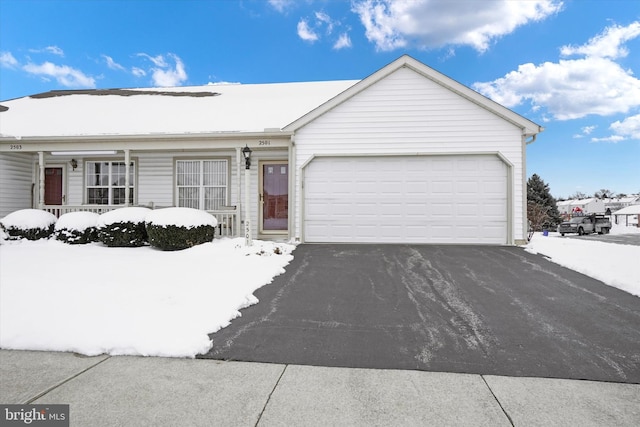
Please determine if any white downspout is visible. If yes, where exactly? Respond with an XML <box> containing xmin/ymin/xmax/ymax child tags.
<box><xmin>236</xmin><ymin>147</ymin><xmax>242</xmax><ymax>237</ymax></box>
<box><xmin>288</xmin><ymin>135</ymin><xmax>295</xmax><ymax>241</ymax></box>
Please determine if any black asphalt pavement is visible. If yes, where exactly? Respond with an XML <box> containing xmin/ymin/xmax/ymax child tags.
<box><xmin>565</xmin><ymin>232</ymin><xmax>640</xmax><ymax>246</ymax></box>
<box><xmin>200</xmin><ymin>244</ymin><xmax>640</xmax><ymax>384</ymax></box>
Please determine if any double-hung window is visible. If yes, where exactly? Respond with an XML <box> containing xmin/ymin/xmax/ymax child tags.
<box><xmin>86</xmin><ymin>161</ymin><xmax>135</xmax><ymax>205</ymax></box>
<box><xmin>176</xmin><ymin>159</ymin><xmax>228</xmax><ymax>210</ymax></box>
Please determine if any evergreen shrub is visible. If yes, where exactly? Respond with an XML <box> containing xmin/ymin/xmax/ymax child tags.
<box><xmin>97</xmin><ymin>207</ymin><xmax>151</xmax><ymax>247</ymax></box>
<box><xmin>145</xmin><ymin>207</ymin><xmax>217</xmax><ymax>251</ymax></box>
<box><xmin>0</xmin><ymin>209</ymin><xmax>56</xmax><ymax>241</ymax></box>
<box><xmin>55</xmin><ymin>212</ymin><xmax>99</xmax><ymax>244</ymax></box>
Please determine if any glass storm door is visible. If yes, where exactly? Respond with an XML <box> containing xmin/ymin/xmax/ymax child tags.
<box><xmin>261</xmin><ymin>162</ymin><xmax>288</xmax><ymax>232</ymax></box>
<box><xmin>45</xmin><ymin>167</ymin><xmax>63</xmax><ymax>205</ymax></box>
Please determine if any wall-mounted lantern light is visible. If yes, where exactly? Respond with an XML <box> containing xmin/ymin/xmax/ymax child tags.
<box><xmin>242</xmin><ymin>145</ymin><xmax>252</xmax><ymax>170</ymax></box>
<box><xmin>71</xmin><ymin>159</ymin><xmax>78</xmax><ymax>171</ymax></box>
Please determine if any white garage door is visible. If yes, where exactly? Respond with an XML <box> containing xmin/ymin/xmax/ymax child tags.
<box><xmin>304</xmin><ymin>155</ymin><xmax>508</xmax><ymax>244</ymax></box>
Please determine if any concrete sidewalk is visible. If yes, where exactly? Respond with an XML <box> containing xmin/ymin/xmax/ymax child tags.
<box><xmin>1</xmin><ymin>350</ymin><xmax>639</xmax><ymax>426</ymax></box>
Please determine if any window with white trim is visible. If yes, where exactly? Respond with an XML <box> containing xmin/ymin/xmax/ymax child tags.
<box><xmin>85</xmin><ymin>161</ymin><xmax>135</xmax><ymax>205</ymax></box>
<box><xmin>176</xmin><ymin>159</ymin><xmax>228</xmax><ymax>210</ymax></box>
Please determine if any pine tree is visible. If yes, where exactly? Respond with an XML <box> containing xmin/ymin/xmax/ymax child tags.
<box><xmin>527</xmin><ymin>174</ymin><xmax>561</xmax><ymax>231</ymax></box>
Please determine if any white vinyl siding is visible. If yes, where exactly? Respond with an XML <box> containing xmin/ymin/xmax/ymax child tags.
<box><xmin>176</xmin><ymin>159</ymin><xmax>228</xmax><ymax>210</ymax></box>
<box><xmin>0</xmin><ymin>152</ymin><xmax>34</xmax><ymax>217</ymax></box>
<box><xmin>294</xmin><ymin>66</ymin><xmax>525</xmax><ymax>243</ymax></box>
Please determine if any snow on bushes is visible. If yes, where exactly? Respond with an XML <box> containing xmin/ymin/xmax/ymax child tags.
<box><xmin>55</xmin><ymin>212</ymin><xmax>99</xmax><ymax>244</ymax></box>
<box><xmin>146</xmin><ymin>207</ymin><xmax>218</xmax><ymax>251</ymax></box>
<box><xmin>0</xmin><ymin>209</ymin><xmax>57</xmax><ymax>241</ymax></box>
<box><xmin>97</xmin><ymin>207</ymin><xmax>151</xmax><ymax>247</ymax></box>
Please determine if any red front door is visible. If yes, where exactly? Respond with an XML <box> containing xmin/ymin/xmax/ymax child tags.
<box><xmin>261</xmin><ymin>163</ymin><xmax>288</xmax><ymax>231</ymax></box>
<box><xmin>45</xmin><ymin>167</ymin><xmax>63</xmax><ymax>205</ymax></box>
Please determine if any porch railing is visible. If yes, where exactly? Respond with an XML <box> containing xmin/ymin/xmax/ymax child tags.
<box><xmin>42</xmin><ymin>205</ymin><xmax>238</xmax><ymax>237</ymax></box>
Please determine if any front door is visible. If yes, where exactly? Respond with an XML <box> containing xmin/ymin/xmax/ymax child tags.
<box><xmin>45</xmin><ymin>167</ymin><xmax>63</xmax><ymax>205</ymax></box>
<box><xmin>260</xmin><ymin>162</ymin><xmax>288</xmax><ymax>233</ymax></box>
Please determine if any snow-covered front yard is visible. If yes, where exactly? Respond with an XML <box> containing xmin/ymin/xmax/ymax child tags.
<box><xmin>1</xmin><ymin>224</ymin><xmax>638</xmax><ymax>358</ymax></box>
<box><xmin>0</xmin><ymin>237</ymin><xmax>295</xmax><ymax>358</ymax></box>
<box><xmin>525</xmin><ymin>227</ymin><xmax>640</xmax><ymax>298</ymax></box>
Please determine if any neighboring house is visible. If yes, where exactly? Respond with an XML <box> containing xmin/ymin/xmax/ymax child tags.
<box><xmin>612</xmin><ymin>205</ymin><xmax>640</xmax><ymax>227</ymax></box>
<box><xmin>557</xmin><ymin>200</ymin><xmax>573</xmax><ymax>216</ymax></box>
<box><xmin>0</xmin><ymin>55</ymin><xmax>543</xmax><ymax>245</ymax></box>
<box><xmin>568</xmin><ymin>198</ymin><xmax>605</xmax><ymax>215</ymax></box>
<box><xmin>604</xmin><ymin>196</ymin><xmax>640</xmax><ymax>214</ymax></box>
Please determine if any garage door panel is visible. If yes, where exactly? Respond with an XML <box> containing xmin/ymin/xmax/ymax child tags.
<box><xmin>304</xmin><ymin>155</ymin><xmax>507</xmax><ymax>244</ymax></box>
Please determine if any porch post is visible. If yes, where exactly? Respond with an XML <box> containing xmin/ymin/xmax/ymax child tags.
<box><xmin>236</xmin><ymin>147</ymin><xmax>242</xmax><ymax>237</ymax></box>
<box><xmin>124</xmin><ymin>149</ymin><xmax>130</xmax><ymax>207</ymax></box>
<box><xmin>38</xmin><ymin>151</ymin><xmax>45</xmax><ymax>209</ymax></box>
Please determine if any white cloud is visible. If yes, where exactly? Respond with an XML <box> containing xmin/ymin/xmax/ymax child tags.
<box><xmin>297</xmin><ymin>11</ymin><xmax>348</xmax><ymax>46</ymax></box>
<box><xmin>137</xmin><ymin>53</ymin><xmax>168</xmax><ymax>68</ymax></box>
<box><xmin>22</xmin><ymin>61</ymin><xmax>96</xmax><ymax>88</ymax></box>
<box><xmin>136</xmin><ymin>53</ymin><xmax>188</xmax><ymax>86</ymax></box>
<box><xmin>131</xmin><ymin>67</ymin><xmax>146</xmax><ymax>77</ymax></box>
<box><xmin>573</xmin><ymin>125</ymin><xmax>597</xmax><ymax>139</ymax></box>
<box><xmin>607</xmin><ymin>114</ymin><xmax>640</xmax><ymax>141</ymax></box>
<box><xmin>351</xmin><ymin>0</ymin><xmax>562</xmax><ymax>52</ymax></box>
<box><xmin>0</xmin><ymin>51</ymin><xmax>19</xmax><ymax>68</ymax></box>
<box><xmin>268</xmin><ymin>0</ymin><xmax>294</xmax><ymax>13</ymax></box>
<box><xmin>45</xmin><ymin>46</ymin><xmax>64</xmax><ymax>56</ymax></box>
<box><xmin>297</xmin><ymin>19</ymin><xmax>319</xmax><ymax>42</ymax></box>
<box><xmin>473</xmin><ymin>21</ymin><xmax>640</xmax><ymax>121</ymax></box>
<box><xmin>29</xmin><ymin>46</ymin><xmax>65</xmax><ymax>56</ymax></box>
<box><xmin>102</xmin><ymin>54</ymin><xmax>125</xmax><ymax>71</ymax></box>
<box><xmin>315</xmin><ymin>11</ymin><xmax>334</xmax><ymax>35</ymax></box>
<box><xmin>333</xmin><ymin>33</ymin><xmax>352</xmax><ymax>50</ymax></box>
<box><xmin>590</xmin><ymin>135</ymin><xmax>626</xmax><ymax>143</ymax></box>
<box><xmin>561</xmin><ymin>22</ymin><xmax>640</xmax><ymax>59</ymax></box>
<box><xmin>151</xmin><ymin>54</ymin><xmax>187</xmax><ymax>87</ymax></box>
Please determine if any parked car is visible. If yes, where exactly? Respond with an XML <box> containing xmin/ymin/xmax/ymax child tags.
<box><xmin>557</xmin><ymin>215</ymin><xmax>611</xmax><ymax>236</ymax></box>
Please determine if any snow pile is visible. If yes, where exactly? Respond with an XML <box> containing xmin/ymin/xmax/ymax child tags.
<box><xmin>610</xmin><ymin>222</ymin><xmax>640</xmax><ymax>235</ymax></box>
<box><xmin>526</xmin><ymin>233</ymin><xmax>640</xmax><ymax>297</ymax></box>
<box><xmin>96</xmin><ymin>206</ymin><xmax>151</xmax><ymax>227</ymax></box>
<box><xmin>0</xmin><ymin>238</ymin><xmax>295</xmax><ymax>357</ymax></box>
<box><xmin>0</xmin><ymin>209</ymin><xmax>56</xmax><ymax>230</ymax></box>
<box><xmin>146</xmin><ymin>207</ymin><xmax>217</xmax><ymax>227</ymax></box>
<box><xmin>55</xmin><ymin>211</ymin><xmax>99</xmax><ymax>232</ymax></box>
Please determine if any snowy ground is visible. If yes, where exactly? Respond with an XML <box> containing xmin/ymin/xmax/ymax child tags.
<box><xmin>0</xmin><ymin>237</ymin><xmax>295</xmax><ymax>358</ymax></box>
<box><xmin>1</xmin><ymin>224</ymin><xmax>638</xmax><ymax>358</ymax></box>
<box><xmin>525</xmin><ymin>224</ymin><xmax>640</xmax><ymax>297</ymax></box>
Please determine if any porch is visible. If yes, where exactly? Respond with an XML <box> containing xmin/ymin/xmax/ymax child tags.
<box><xmin>42</xmin><ymin>204</ymin><xmax>238</xmax><ymax>237</ymax></box>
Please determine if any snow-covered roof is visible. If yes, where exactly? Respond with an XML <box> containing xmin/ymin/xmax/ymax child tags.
<box><xmin>613</xmin><ymin>205</ymin><xmax>640</xmax><ymax>215</ymax></box>
<box><xmin>571</xmin><ymin>198</ymin><xmax>601</xmax><ymax>205</ymax></box>
<box><xmin>0</xmin><ymin>80</ymin><xmax>359</xmax><ymax>138</ymax></box>
<box><xmin>605</xmin><ymin>196</ymin><xmax>640</xmax><ymax>204</ymax></box>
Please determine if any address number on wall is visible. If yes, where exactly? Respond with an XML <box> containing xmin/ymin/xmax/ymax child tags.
<box><xmin>10</xmin><ymin>144</ymin><xmax>23</xmax><ymax>150</ymax></box>
<box><xmin>258</xmin><ymin>140</ymin><xmax>271</xmax><ymax>146</ymax></box>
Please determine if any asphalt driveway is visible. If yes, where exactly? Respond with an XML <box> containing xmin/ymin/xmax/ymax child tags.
<box><xmin>200</xmin><ymin>244</ymin><xmax>640</xmax><ymax>384</ymax></box>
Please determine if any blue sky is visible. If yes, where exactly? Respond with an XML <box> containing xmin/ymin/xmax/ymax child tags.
<box><xmin>1</xmin><ymin>0</ymin><xmax>639</xmax><ymax>198</ymax></box>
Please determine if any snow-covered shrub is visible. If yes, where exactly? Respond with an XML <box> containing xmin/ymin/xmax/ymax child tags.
<box><xmin>146</xmin><ymin>207</ymin><xmax>217</xmax><ymax>251</ymax></box>
<box><xmin>0</xmin><ymin>209</ymin><xmax>57</xmax><ymax>240</ymax></box>
<box><xmin>97</xmin><ymin>207</ymin><xmax>151</xmax><ymax>247</ymax></box>
<box><xmin>55</xmin><ymin>212</ymin><xmax>99</xmax><ymax>244</ymax></box>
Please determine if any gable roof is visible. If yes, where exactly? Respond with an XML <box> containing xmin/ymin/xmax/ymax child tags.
<box><xmin>283</xmin><ymin>55</ymin><xmax>543</xmax><ymax>137</ymax></box>
<box><xmin>0</xmin><ymin>80</ymin><xmax>358</xmax><ymax>139</ymax></box>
